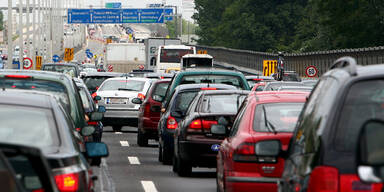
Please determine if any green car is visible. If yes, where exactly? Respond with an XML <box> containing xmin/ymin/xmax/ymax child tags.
<box><xmin>0</xmin><ymin>70</ymin><xmax>87</xmax><ymax>133</ymax></box>
<box><xmin>163</xmin><ymin>70</ymin><xmax>250</xmax><ymax>106</ymax></box>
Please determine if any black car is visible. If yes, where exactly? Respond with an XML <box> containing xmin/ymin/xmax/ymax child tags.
<box><xmin>0</xmin><ymin>90</ymin><xmax>108</xmax><ymax>192</ymax></box>
<box><xmin>277</xmin><ymin>57</ymin><xmax>384</xmax><ymax>191</ymax></box>
<box><xmin>82</xmin><ymin>72</ymin><xmax>123</xmax><ymax>95</ymax></box>
<box><xmin>158</xmin><ymin>84</ymin><xmax>237</xmax><ymax>165</ymax></box>
<box><xmin>173</xmin><ymin>90</ymin><xmax>249</xmax><ymax>176</ymax></box>
<box><xmin>0</xmin><ymin>143</ymin><xmax>59</xmax><ymax>192</ymax></box>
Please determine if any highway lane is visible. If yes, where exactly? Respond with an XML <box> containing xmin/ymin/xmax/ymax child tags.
<box><xmin>94</xmin><ymin>126</ymin><xmax>216</xmax><ymax>192</ymax></box>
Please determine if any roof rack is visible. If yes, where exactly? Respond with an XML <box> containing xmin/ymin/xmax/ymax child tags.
<box><xmin>329</xmin><ymin>56</ymin><xmax>357</xmax><ymax>76</ymax></box>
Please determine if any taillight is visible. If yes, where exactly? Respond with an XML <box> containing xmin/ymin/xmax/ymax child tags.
<box><xmin>54</xmin><ymin>172</ymin><xmax>79</xmax><ymax>192</ymax></box>
<box><xmin>167</xmin><ymin>116</ymin><xmax>178</xmax><ymax>129</ymax></box>
<box><xmin>88</xmin><ymin>121</ymin><xmax>98</xmax><ymax>126</ymax></box>
<box><xmin>5</xmin><ymin>75</ymin><xmax>32</xmax><ymax>79</ymax></box>
<box><xmin>32</xmin><ymin>189</ymin><xmax>45</xmax><ymax>192</ymax></box>
<box><xmin>138</xmin><ymin>93</ymin><xmax>145</xmax><ymax>100</ymax></box>
<box><xmin>91</xmin><ymin>92</ymin><xmax>97</xmax><ymax>99</ymax></box>
<box><xmin>188</xmin><ymin>119</ymin><xmax>217</xmax><ymax>133</ymax></box>
<box><xmin>233</xmin><ymin>143</ymin><xmax>258</xmax><ymax>162</ymax></box>
<box><xmin>95</xmin><ymin>86</ymin><xmax>99</xmax><ymax>90</ymax></box>
<box><xmin>253</xmin><ymin>78</ymin><xmax>263</xmax><ymax>81</ymax></box>
<box><xmin>307</xmin><ymin>166</ymin><xmax>338</xmax><ymax>192</ymax></box>
<box><xmin>75</xmin><ymin>128</ymin><xmax>81</xmax><ymax>132</ymax></box>
<box><xmin>144</xmin><ymin>103</ymin><xmax>151</xmax><ymax>117</ymax></box>
<box><xmin>201</xmin><ymin>87</ymin><xmax>217</xmax><ymax>90</ymax></box>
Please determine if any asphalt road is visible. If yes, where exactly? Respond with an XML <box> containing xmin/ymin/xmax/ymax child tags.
<box><xmin>93</xmin><ymin>126</ymin><xmax>216</xmax><ymax>192</ymax></box>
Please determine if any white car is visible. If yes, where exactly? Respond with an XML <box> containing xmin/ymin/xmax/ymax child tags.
<box><xmin>96</xmin><ymin>77</ymin><xmax>154</xmax><ymax>131</ymax></box>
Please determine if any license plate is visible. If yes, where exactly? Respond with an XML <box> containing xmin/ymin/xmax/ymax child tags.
<box><xmin>106</xmin><ymin>98</ymin><xmax>128</xmax><ymax>104</ymax></box>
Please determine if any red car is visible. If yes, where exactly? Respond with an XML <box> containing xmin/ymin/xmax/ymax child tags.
<box><xmin>251</xmin><ymin>82</ymin><xmax>266</xmax><ymax>92</ymax></box>
<box><xmin>215</xmin><ymin>91</ymin><xmax>309</xmax><ymax>192</ymax></box>
<box><xmin>137</xmin><ymin>79</ymin><xmax>171</xmax><ymax>146</ymax></box>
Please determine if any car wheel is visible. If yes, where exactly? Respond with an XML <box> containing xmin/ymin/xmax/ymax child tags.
<box><xmin>158</xmin><ymin>143</ymin><xmax>163</xmax><ymax>162</ymax></box>
<box><xmin>172</xmin><ymin>156</ymin><xmax>178</xmax><ymax>173</ymax></box>
<box><xmin>137</xmin><ymin>129</ymin><xmax>148</xmax><ymax>147</ymax></box>
<box><xmin>162</xmin><ymin>146</ymin><xmax>172</xmax><ymax>165</ymax></box>
<box><xmin>112</xmin><ymin>125</ymin><xmax>122</xmax><ymax>132</ymax></box>
<box><xmin>176</xmin><ymin>156</ymin><xmax>192</xmax><ymax>177</ymax></box>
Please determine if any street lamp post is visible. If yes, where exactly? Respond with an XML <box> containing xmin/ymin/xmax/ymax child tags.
<box><xmin>19</xmin><ymin>0</ymin><xmax>24</xmax><ymax>70</ymax></box>
<box><xmin>7</xmin><ymin>0</ymin><xmax>13</xmax><ymax>69</ymax></box>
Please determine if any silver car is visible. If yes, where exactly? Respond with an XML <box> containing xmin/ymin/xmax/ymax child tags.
<box><xmin>96</xmin><ymin>77</ymin><xmax>154</xmax><ymax>131</ymax></box>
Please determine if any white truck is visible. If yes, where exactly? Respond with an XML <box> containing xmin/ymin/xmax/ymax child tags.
<box><xmin>106</xmin><ymin>43</ymin><xmax>145</xmax><ymax>73</ymax></box>
<box><xmin>144</xmin><ymin>38</ymin><xmax>182</xmax><ymax>71</ymax></box>
<box><xmin>155</xmin><ymin>45</ymin><xmax>196</xmax><ymax>73</ymax></box>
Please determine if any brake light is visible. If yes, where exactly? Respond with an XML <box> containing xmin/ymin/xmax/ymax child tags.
<box><xmin>138</xmin><ymin>93</ymin><xmax>145</xmax><ymax>100</ymax></box>
<box><xmin>167</xmin><ymin>116</ymin><xmax>177</xmax><ymax>129</ymax></box>
<box><xmin>201</xmin><ymin>87</ymin><xmax>217</xmax><ymax>90</ymax></box>
<box><xmin>91</xmin><ymin>92</ymin><xmax>97</xmax><ymax>99</ymax></box>
<box><xmin>144</xmin><ymin>103</ymin><xmax>151</xmax><ymax>117</ymax></box>
<box><xmin>95</xmin><ymin>86</ymin><xmax>99</xmax><ymax>90</ymax></box>
<box><xmin>11</xmin><ymin>85</ymin><xmax>16</xmax><ymax>88</ymax></box>
<box><xmin>32</xmin><ymin>189</ymin><xmax>45</xmax><ymax>192</ymax></box>
<box><xmin>76</xmin><ymin>128</ymin><xmax>81</xmax><ymax>132</ymax></box>
<box><xmin>189</xmin><ymin>119</ymin><xmax>202</xmax><ymax>129</ymax></box>
<box><xmin>5</xmin><ymin>75</ymin><xmax>32</xmax><ymax>79</ymax></box>
<box><xmin>54</xmin><ymin>172</ymin><xmax>79</xmax><ymax>192</ymax></box>
<box><xmin>88</xmin><ymin>121</ymin><xmax>98</xmax><ymax>126</ymax></box>
<box><xmin>202</xmin><ymin>120</ymin><xmax>217</xmax><ymax>130</ymax></box>
<box><xmin>233</xmin><ymin>143</ymin><xmax>258</xmax><ymax>162</ymax></box>
<box><xmin>253</xmin><ymin>78</ymin><xmax>263</xmax><ymax>81</ymax></box>
<box><xmin>307</xmin><ymin>166</ymin><xmax>338</xmax><ymax>192</ymax></box>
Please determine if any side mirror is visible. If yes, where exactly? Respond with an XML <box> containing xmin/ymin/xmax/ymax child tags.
<box><xmin>81</xmin><ymin>126</ymin><xmax>95</xmax><ymax>136</ymax></box>
<box><xmin>85</xmin><ymin>142</ymin><xmax>109</xmax><ymax>158</ymax></box>
<box><xmin>255</xmin><ymin>140</ymin><xmax>281</xmax><ymax>157</ymax></box>
<box><xmin>98</xmin><ymin>105</ymin><xmax>106</xmax><ymax>113</ymax></box>
<box><xmin>131</xmin><ymin>98</ymin><xmax>143</xmax><ymax>104</ymax></box>
<box><xmin>211</xmin><ymin>124</ymin><xmax>226</xmax><ymax>135</ymax></box>
<box><xmin>357</xmin><ymin>120</ymin><xmax>384</xmax><ymax>183</ymax></box>
<box><xmin>153</xmin><ymin>95</ymin><xmax>164</xmax><ymax>102</ymax></box>
<box><xmin>171</xmin><ymin>111</ymin><xmax>183</xmax><ymax>118</ymax></box>
<box><xmin>90</xmin><ymin>112</ymin><xmax>103</xmax><ymax>121</ymax></box>
<box><xmin>94</xmin><ymin>96</ymin><xmax>101</xmax><ymax>101</ymax></box>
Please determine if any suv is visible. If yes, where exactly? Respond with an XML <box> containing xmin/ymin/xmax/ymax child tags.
<box><xmin>279</xmin><ymin>57</ymin><xmax>384</xmax><ymax>191</ymax></box>
<box><xmin>41</xmin><ymin>63</ymin><xmax>81</xmax><ymax>78</ymax></box>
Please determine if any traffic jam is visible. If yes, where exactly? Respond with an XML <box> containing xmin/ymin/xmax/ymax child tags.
<box><xmin>1</xmin><ymin>38</ymin><xmax>384</xmax><ymax>192</ymax></box>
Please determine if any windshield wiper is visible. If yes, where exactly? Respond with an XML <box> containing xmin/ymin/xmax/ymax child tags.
<box><xmin>262</xmin><ymin>105</ymin><xmax>277</xmax><ymax>135</ymax></box>
<box><xmin>118</xmin><ymin>88</ymin><xmax>136</xmax><ymax>91</ymax></box>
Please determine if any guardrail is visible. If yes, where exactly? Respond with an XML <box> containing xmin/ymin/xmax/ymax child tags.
<box><xmin>195</xmin><ymin>45</ymin><xmax>384</xmax><ymax>77</ymax></box>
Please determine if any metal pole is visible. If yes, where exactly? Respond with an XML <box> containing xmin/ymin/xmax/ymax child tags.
<box><xmin>26</xmin><ymin>0</ymin><xmax>30</xmax><ymax>58</ymax></box>
<box><xmin>49</xmin><ymin>0</ymin><xmax>53</xmax><ymax>61</ymax></box>
<box><xmin>174</xmin><ymin>6</ymin><xmax>177</xmax><ymax>38</ymax></box>
<box><xmin>7</xmin><ymin>0</ymin><xmax>13</xmax><ymax>69</ymax></box>
<box><xmin>32</xmin><ymin>0</ymin><xmax>36</xmax><ymax>69</ymax></box>
<box><xmin>19</xmin><ymin>0</ymin><xmax>24</xmax><ymax>70</ymax></box>
<box><xmin>37</xmin><ymin>0</ymin><xmax>41</xmax><ymax>58</ymax></box>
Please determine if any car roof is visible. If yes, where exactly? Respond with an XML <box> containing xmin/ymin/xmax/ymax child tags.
<box><xmin>246</xmin><ymin>75</ymin><xmax>274</xmax><ymax>80</ymax></box>
<box><xmin>43</xmin><ymin>63</ymin><xmax>79</xmax><ymax>67</ymax></box>
<box><xmin>0</xmin><ymin>69</ymin><xmax>71</xmax><ymax>80</ymax></box>
<box><xmin>0</xmin><ymin>90</ymin><xmax>54</xmax><ymax>108</ymax></box>
<box><xmin>84</xmin><ymin>72</ymin><xmax>123</xmax><ymax>77</ymax></box>
<box><xmin>175</xmin><ymin>69</ymin><xmax>244</xmax><ymax>76</ymax></box>
<box><xmin>182</xmin><ymin>54</ymin><xmax>213</xmax><ymax>59</ymax></box>
<box><xmin>104</xmin><ymin>77</ymin><xmax>155</xmax><ymax>82</ymax></box>
<box><xmin>249</xmin><ymin>91</ymin><xmax>309</xmax><ymax>104</ymax></box>
<box><xmin>174</xmin><ymin>83</ymin><xmax>237</xmax><ymax>92</ymax></box>
<box><xmin>199</xmin><ymin>90</ymin><xmax>251</xmax><ymax>95</ymax></box>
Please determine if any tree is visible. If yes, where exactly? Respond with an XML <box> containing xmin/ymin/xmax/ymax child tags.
<box><xmin>0</xmin><ymin>11</ymin><xmax>4</xmax><ymax>31</ymax></box>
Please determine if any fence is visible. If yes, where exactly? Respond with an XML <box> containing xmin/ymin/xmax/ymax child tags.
<box><xmin>195</xmin><ymin>45</ymin><xmax>384</xmax><ymax>77</ymax></box>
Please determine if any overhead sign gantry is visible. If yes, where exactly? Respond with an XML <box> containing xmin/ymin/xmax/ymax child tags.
<box><xmin>67</xmin><ymin>8</ymin><xmax>173</xmax><ymax>24</ymax></box>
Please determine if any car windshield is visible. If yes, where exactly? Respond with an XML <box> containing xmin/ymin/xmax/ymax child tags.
<box><xmin>0</xmin><ymin>79</ymin><xmax>70</xmax><ymax>111</ymax></box>
<box><xmin>173</xmin><ymin>91</ymin><xmax>199</xmax><ymax>113</ymax></box>
<box><xmin>84</xmin><ymin>76</ymin><xmax>111</xmax><ymax>91</ymax></box>
<box><xmin>79</xmin><ymin>87</ymin><xmax>92</xmax><ymax>112</ymax></box>
<box><xmin>182</xmin><ymin>58</ymin><xmax>212</xmax><ymax>68</ymax></box>
<box><xmin>160</xmin><ymin>49</ymin><xmax>194</xmax><ymax>63</ymax></box>
<box><xmin>100</xmin><ymin>79</ymin><xmax>145</xmax><ymax>92</ymax></box>
<box><xmin>199</xmin><ymin>94</ymin><xmax>247</xmax><ymax>113</ymax></box>
<box><xmin>0</xmin><ymin>105</ymin><xmax>59</xmax><ymax>148</ymax></box>
<box><xmin>253</xmin><ymin>103</ymin><xmax>304</xmax><ymax>132</ymax></box>
<box><xmin>181</xmin><ymin>75</ymin><xmax>244</xmax><ymax>89</ymax></box>
<box><xmin>42</xmin><ymin>65</ymin><xmax>77</xmax><ymax>77</ymax></box>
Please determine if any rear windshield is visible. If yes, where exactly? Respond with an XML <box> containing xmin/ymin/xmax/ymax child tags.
<box><xmin>182</xmin><ymin>58</ymin><xmax>213</xmax><ymax>68</ymax></box>
<box><xmin>84</xmin><ymin>76</ymin><xmax>111</xmax><ymax>91</ymax></box>
<box><xmin>42</xmin><ymin>65</ymin><xmax>77</xmax><ymax>77</ymax></box>
<box><xmin>173</xmin><ymin>91</ymin><xmax>199</xmax><ymax>113</ymax></box>
<box><xmin>160</xmin><ymin>49</ymin><xmax>194</xmax><ymax>63</ymax></box>
<box><xmin>100</xmin><ymin>79</ymin><xmax>145</xmax><ymax>92</ymax></box>
<box><xmin>0</xmin><ymin>79</ymin><xmax>70</xmax><ymax>110</ymax></box>
<box><xmin>335</xmin><ymin>80</ymin><xmax>384</xmax><ymax>152</ymax></box>
<box><xmin>0</xmin><ymin>105</ymin><xmax>59</xmax><ymax>148</ymax></box>
<box><xmin>253</xmin><ymin>103</ymin><xmax>304</xmax><ymax>132</ymax></box>
<box><xmin>152</xmin><ymin>82</ymin><xmax>169</xmax><ymax>97</ymax></box>
<box><xmin>181</xmin><ymin>75</ymin><xmax>244</xmax><ymax>89</ymax></box>
<box><xmin>199</xmin><ymin>94</ymin><xmax>247</xmax><ymax>113</ymax></box>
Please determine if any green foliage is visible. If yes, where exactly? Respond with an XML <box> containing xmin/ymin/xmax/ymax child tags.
<box><xmin>0</xmin><ymin>11</ymin><xmax>3</xmax><ymax>31</ymax></box>
<box><xmin>194</xmin><ymin>0</ymin><xmax>384</xmax><ymax>52</ymax></box>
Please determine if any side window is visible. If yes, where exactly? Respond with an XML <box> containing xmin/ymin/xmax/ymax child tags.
<box><xmin>229</xmin><ymin>100</ymin><xmax>248</xmax><ymax>137</ymax></box>
<box><xmin>291</xmin><ymin>77</ymin><xmax>339</xmax><ymax>155</ymax></box>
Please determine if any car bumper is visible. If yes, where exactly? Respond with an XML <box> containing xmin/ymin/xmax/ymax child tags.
<box><xmin>179</xmin><ymin>140</ymin><xmax>222</xmax><ymax>167</ymax></box>
<box><xmin>104</xmin><ymin>109</ymin><xmax>138</xmax><ymax>119</ymax></box>
<box><xmin>225</xmin><ymin>176</ymin><xmax>280</xmax><ymax>192</ymax></box>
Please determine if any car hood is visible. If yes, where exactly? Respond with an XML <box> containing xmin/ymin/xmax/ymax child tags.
<box><xmin>97</xmin><ymin>90</ymin><xmax>141</xmax><ymax>98</ymax></box>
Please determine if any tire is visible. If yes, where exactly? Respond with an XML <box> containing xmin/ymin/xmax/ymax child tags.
<box><xmin>137</xmin><ymin>129</ymin><xmax>148</xmax><ymax>147</ymax></box>
<box><xmin>112</xmin><ymin>125</ymin><xmax>122</xmax><ymax>132</ymax></box>
<box><xmin>158</xmin><ymin>143</ymin><xmax>163</xmax><ymax>162</ymax></box>
<box><xmin>176</xmin><ymin>156</ymin><xmax>192</xmax><ymax>177</ymax></box>
<box><xmin>162</xmin><ymin>146</ymin><xmax>172</xmax><ymax>165</ymax></box>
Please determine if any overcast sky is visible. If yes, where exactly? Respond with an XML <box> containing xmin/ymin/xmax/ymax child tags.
<box><xmin>0</xmin><ymin>0</ymin><xmax>196</xmax><ymax>21</ymax></box>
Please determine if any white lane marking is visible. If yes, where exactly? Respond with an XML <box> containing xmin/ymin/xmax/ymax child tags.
<box><xmin>115</xmin><ymin>132</ymin><xmax>123</xmax><ymax>134</ymax></box>
<box><xmin>120</xmin><ymin>141</ymin><xmax>129</xmax><ymax>147</ymax></box>
<box><xmin>128</xmin><ymin>156</ymin><xmax>141</xmax><ymax>165</ymax></box>
<box><xmin>141</xmin><ymin>181</ymin><xmax>158</xmax><ymax>192</ymax></box>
